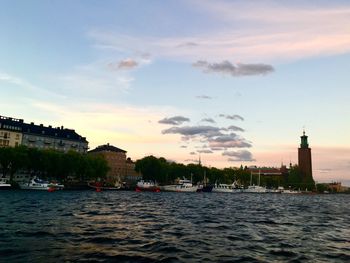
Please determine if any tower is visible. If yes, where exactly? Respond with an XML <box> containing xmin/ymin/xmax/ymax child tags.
<box><xmin>298</xmin><ymin>130</ymin><xmax>313</xmax><ymax>180</ymax></box>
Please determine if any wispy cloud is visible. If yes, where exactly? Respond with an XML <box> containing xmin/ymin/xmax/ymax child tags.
<box><xmin>201</xmin><ymin>118</ymin><xmax>216</xmax><ymax>124</ymax></box>
<box><xmin>108</xmin><ymin>58</ymin><xmax>139</xmax><ymax>70</ymax></box>
<box><xmin>88</xmin><ymin>2</ymin><xmax>350</xmax><ymax>63</ymax></box>
<box><xmin>219</xmin><ymin>114</ymin><xmax>244</xmax><ymax>121</ymax></box>
<box><xmin>196</xmin><ymin>95</ymin><xmax>213</xmax><ymax>99</ymax></box>
<box><xmin>159</xmin><ymin>116</ymin><xmax>190</xmax><ymax>125</ymax></box>
<box><xmin>197</xmin><ymin>149</ymin><xmax>213</xmax><ymax>154</ymax></box>
<box><xmin>224</xmin><ymin>125</ymin><xmax>245</xmax><ymax>132</ymax></box>
<box><xmin>193</xmin><ymin>60</ymin><xmax>274</xmax><ymax>77</ymax></box>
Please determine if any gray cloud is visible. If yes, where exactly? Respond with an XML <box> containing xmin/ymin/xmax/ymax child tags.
<box><xmin>196</xmin><ymin>95</ymin><xmax>213</xmax><ymax>99</ymax></box>
<box><xmin>219</xmin><ymin>114</ymin><xmax>244</xmax><ymax>121</ymax></box>
<box><xmin>225</xmin><ymin>125</ymin><xmax>245</xmax><ymax>132</ymax></box>
<box><xmin>108</xmin><ymin>58</ymin><xmax>139</xmax><ymax>70</ymax></box>
<box><xmin>197</xmin><ymin>149</ymin><xmax>214</xmax><ymax>154</ymax></box>
<box><xmin>180</xmin><ymin>145</ymin><xmax>188</xmax><ymax>148</ymax></box>
<box><xmin>201</xmin><ymin>118</ymin><xmax>216</xmax><ymax>124</ymax></box>
<box><xmin>189</xmin><ymin>152</ymin><xmax>197</xmax><ymax>155</ymax></box>
<box><xmin>210</xmin><ymin>147</ymin><xmax>224</xmax><ymax>151</ymax></box>
<box><xmin>208</xmin><ymin>134</ymin><xmax>252</xmax><ymax>148</ymax></box>
<box><xmin>162</xmin><ymin>125</ymin><xmax>221</xmax><ymax>136</ymax></box>
<box><xmin>159</xmin><ymin>116</ymin><xmax>190</xmax><ymax>125</ymax></box>
<box><xmin>193</xmin><ymin>60</ymin><xmax>274</xmax><ymax>77</ymax></box>
<box><xmin>223</xmin><ymin>150</ymin><xmax>256</xmax><ymax>162</ymax></box>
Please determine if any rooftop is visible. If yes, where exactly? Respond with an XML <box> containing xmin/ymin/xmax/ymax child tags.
<box><xmin>89</xmin><ymin>143</ymin><xmax>127</xmax><ymax>153</ymax></box>
<box><xmin>0</xmin><ymin>115</ymin><xmax>87</xmax><ymax>142</ymax></box>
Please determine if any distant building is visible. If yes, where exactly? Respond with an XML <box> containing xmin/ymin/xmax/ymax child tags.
<box><xmin>0</xmin><ymin>115</ymin><xmax>88</xmax><ymax>152</ymax></box>
<box><xmin>298</xmin><ymin>130</ymin><xmax>313</xmax><ymax>180</ymax></box>
<box><xmin>89</xmin><ymin>143</ymin><xmax>140</xmax><ymax>185</ymax></box>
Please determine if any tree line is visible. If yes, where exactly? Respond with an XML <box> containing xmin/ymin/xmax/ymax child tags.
<box><xmin>135</xmin><ymin>155</ymin><xmax>315</xmax><ymax>190</ymax></box>
<box><xmin>0</xmin><ymin>146</ymin><xmax>109</xmax><ymax>183</ymax></box>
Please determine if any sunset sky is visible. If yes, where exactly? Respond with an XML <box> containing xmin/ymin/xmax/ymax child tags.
<box><xmin>1</xmin><ymin>0</ymin><xmax>350</xmax><ymax>185</ymax></box>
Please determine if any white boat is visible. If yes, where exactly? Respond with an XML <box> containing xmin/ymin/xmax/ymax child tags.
<box><xmin>278</xmin><ymin>187</ymin><xmax>301</xmax><ymax>194</ymax></box>
<box><xmin>243</xmin><ymin>185</ymin><xmax>267</xmax><ymax>193</ymax></box>
<box><xmin>20</xmin><ymin>177</ymin><xmax>64</xmax><ymax>191</ymax></box>
<box><xmin>212</xmin><ymin>183</ymin><xmax>233</xmax><ymax>193</ymax></box>
<box><xmin>242</xmin><ymin>171</ymin><xmax>266</xmax><ymax>193</ymax></box>
<box><xmin>0</xmin><ymin>178</ymin><xmax>11</xmax><ymax>190</ymax></box>
<box><xmin>136</xmin><ymin>180</ymin><xmax>160</xmax><ymax>192</ymax></box>
<box><xmin>161</xmin><ymin>178</ymin><xmax>198</xmax><ymax>192</ymax></box>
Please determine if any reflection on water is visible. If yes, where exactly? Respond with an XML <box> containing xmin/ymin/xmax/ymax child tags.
<box><xmin>0</xmin><ymin>191</ymin><xmax>349</xmax><ymax>262</ymax></box>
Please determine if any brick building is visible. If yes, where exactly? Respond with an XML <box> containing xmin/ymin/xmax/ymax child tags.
<box><xmin>298</xmin><ymin>131</ymin><xmax>313</xmax><ymax>181</ymax></box>
<box><xmin>88</xmin><ymin>143</ymin><xmax>140</xmax><ymax>185</ymax></box>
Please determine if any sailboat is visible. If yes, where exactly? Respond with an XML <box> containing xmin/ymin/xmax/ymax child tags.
<box><xmin>243</xmin><ymin>170</ymin><xmax>266</xmax><ymax>193</ymax></box>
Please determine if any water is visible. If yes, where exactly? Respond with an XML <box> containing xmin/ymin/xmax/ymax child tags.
<box><xmin>0</xmin><ymin>191</ymin><xmax>349</xmax><ymax>262</ymax></box>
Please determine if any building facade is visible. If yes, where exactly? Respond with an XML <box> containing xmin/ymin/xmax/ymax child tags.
<box><xmin>88</xmin><ymin>144</ymin><xmax>140</xmax><ymax>185</ymax></box>
<box><xmin>0</xmin><ymin>115</ymin><xmax>88</xmax><ymax>152</ymax></box>
<box><xmin>0</xmin><ymin>116</ymin><xmax>23</xmax><ymax>147</ymax></box>
<box><xmin>298</xmin><ymin>131</ymin><xmax>313</xmax><ymax>180</ymax></box>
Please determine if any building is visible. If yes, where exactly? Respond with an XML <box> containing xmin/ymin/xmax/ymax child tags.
<box><xmin>0</xmin><ymin>116</ymin><xmax>23</xmax><ymax>147</ymax></box>
<box><xmin>0</xmin><ymin>115</ymin><xmax>88</xmax><ymax>152</ymax></box>
<box><xmin>88</xmin><ymin>143</ymin><xmax>141</xmax><ymax>185</ymax></box>
<box><xmin>298</xmin><ymin>130</ymin><xmax>313</xmax><ymax>180</ymax></box>
<box><xmin>89</xmin><ymin>143</ymin><xmax>127</xmax><ymax>185</ymax></box>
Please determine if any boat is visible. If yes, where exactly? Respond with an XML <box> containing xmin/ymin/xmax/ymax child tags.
<box><xmin>161</xmin><ymin>178</ymin><xmax>198</xmax><ymax>192</ymax></box>
<box><xmin>278</xmin><ymin>187</ymin><xmax>301</xmax><ymax>194</ymax></box>
<box><xmin>196</xmin><ymin>184</ymin><xmax>213</xmax><ymax>192</ymax></box>
<box><xmin>243</xmin><ymin>185</ymin><xmax>267</xmax><ymax>193</ymax></box>
<box><xmin>88</xmin><ymin>181</ymin><xmax>121</xmax><ymax>191</ymax></box>
<box><xmin>136</xmin><ymin>180</ymin><xmax>160</xmax><ymax>192</ymax></box>
<box><xmin>242</xmin><ymin>171</ymin><xmax>266</xmax><ymax>193</ymax></box>
<box><xmin>0</xmin><ymin>178</ymin><xmax>12</xmax><ymax>190</ymax></box>
<box><xmin>212</xmin><ymin>183</ymin><xmax>233</xmax><ymax>193</ymax></box>
<box><xmin>19</xmin><ymin>177</ymin><xmax>64</xmax><ymax>191</ymax></box>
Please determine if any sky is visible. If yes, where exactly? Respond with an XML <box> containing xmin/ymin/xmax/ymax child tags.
<box><xmin>1</xmin><ymin>0</ymin><xmax>350</xmax><ymax>185</ymax></box>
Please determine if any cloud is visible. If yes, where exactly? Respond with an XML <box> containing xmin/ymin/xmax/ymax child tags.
<box><xmin>177</xmin><ymin>42</ymin><xmax>199</xmax><ymax>48</ymax></box>
<box><xmin>162</xmin><ymin>125</ymin><xmax>221</xmax><ymax>136</ymax></box>
<box><xmin>193</xmin><ymin>60</ymin><xmax>274</xmax><ymax>77</ymax></box>
<box><xmin>209</xmin><ymin>134</ymin><xmax>252</xmax><ymax>148</ymax></box>
<box><xmin>223</xmin><ymin>150</ymin><xmax>256</xmax><ymax>162</ymax></box>
<box><xmin>158</xmin><ymin>116</ymin><xmax>190</xmax><ymax>125</ymax></box>
<box><xmin>108</xmin><ymin>58</ymin><xmax>139</xmax><ymax>70</ymax></box>
<box><xmin>219</xmin><ymin>114</ymin><xmax>244</xmax><ymax>121</ymax></box>
<box><xmin>180</xmin><ymin>145</ymin><xmax>187</xmax><ymax>148</ymax></box>
<box><xmin>197</xmin><ymin>149</ymin><xmax>213</xmax><ymax>154</ymax></box>
<box><xmin>189</xmin><ymin>152</ymin><xmax>197</xmax><ymax>155</ymax></box>
<box><xmin>201</xmin><ymin>118</ymin><xmax>216</xmax><ymax>124</ymax></box>
<box><xmin>88</xmin><ymin>2</ymin><xmax>350</xmax><ymax>65</ymax></box>
<box><xmin>196</xmin><ymin>95</ymin><xmax>213</xmax><ymax>99</ymax></box>
<box><xmin>225</xmin><ymin>125</ymin><xmax>245</xmax><ymax>132</ymax></box>
<box><xmin>210</xmin><ymin>147</ymin><xmax>223</xmax><ymax>151</ymax></box>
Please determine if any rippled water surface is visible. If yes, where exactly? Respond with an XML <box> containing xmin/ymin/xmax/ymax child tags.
<box><xmin>0</xmin><ymin>191</ymin><xmax>349</xmax><ymax>262</ymax></box>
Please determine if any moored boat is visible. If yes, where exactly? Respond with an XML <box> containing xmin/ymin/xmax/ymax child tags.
<box><xmin>212</xmin><ymin>183</ymin><xmax>233</xmax><ymax>193</ymax></box>
<box><xmin>88</xmin><ymin>181</ymin><xmax>121</xmax><ymax>191</ymax></box>
<box><xmin>161</xmin><ymin>178</ymin><xmax>198</xmax><ymax>192</ymax></box>
<box><xmin>243</xmin><ymin>185</ymin><xmax>267</xmax><ymax>193</ymax></box>
<box><xmin>136</xmin><ymin>180</ymin><xmax>160</xmax><ymax>192</ymax></box>
<box><xmin>0</xmin><ymin>178</ymin><xmax>12</xmax><ymax>190</ymax></box>
<box><xmin>19</xmin><ymin>177</ymin><xmax>64</xmax><ymax>191</ymax></box>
